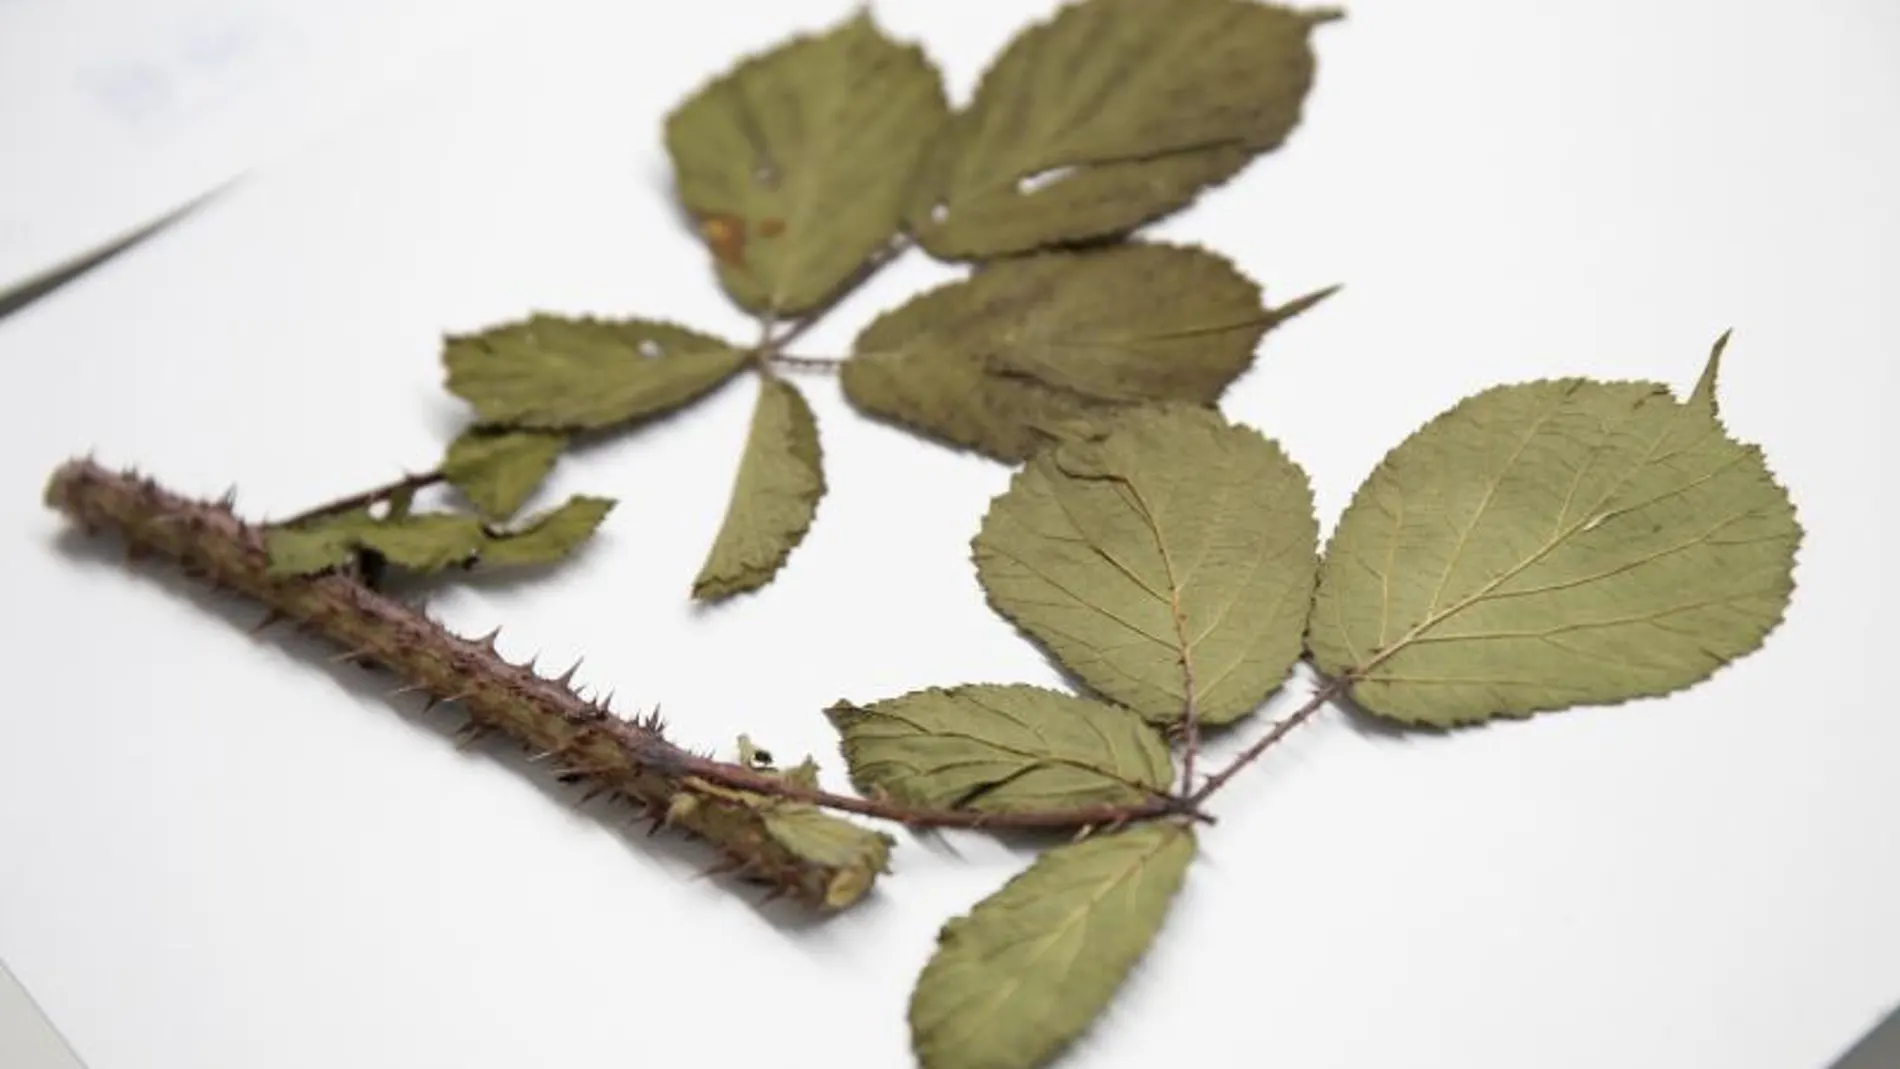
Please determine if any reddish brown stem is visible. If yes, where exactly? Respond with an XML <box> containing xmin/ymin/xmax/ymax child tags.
<box><xmin>1188</xmin><ymin>676</ymin><xmax>1349</xmax><ymax>807</ymax></box>
<box><xmin>766</xmin><ymin>235</ymin><xmax>912</xmax><ymax>353</ymax></box>
<box><xmin>46</xmin><ymin>459</ymin><xmax>884</xmax><ymax>910</ymax></box>
<box><xmin>43</xmin><ymin>460</ymin><xmax>1203</xmax><ymax>905</ymax></box>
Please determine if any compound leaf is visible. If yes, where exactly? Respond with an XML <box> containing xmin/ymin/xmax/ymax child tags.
<box><xmin>974</xmin><ymin>404</ymin><xmax>1319</xmax><ymax>726</ymax></box>
<box><xmin>907</xmin><ymin>0</ymin><xmax>1337</xmax><ymax>259</ymax></box>
<box><xmin>825</xmin><ymin>684</ymin><xmax>1171</xmax><ymax>812</ymax></box>
<box><xmin>910</xmin><ymin>823</ymin><xmax>1195</xmax><ymax>1069</ymax></box>
<box><xmin>665</xmin><ymin>12</ymin><xmax>948</xmax><ymax>315</ymax></box>
<box><xmin>444</xmin><ymin>315</ymin><xmax>747</xmax><ymax>430</ymax></box>
<box><xmin>1308</xmin><ymin>342</ymin><xmax>1802</xmax><ymax>726</ymax></box>
<box><xmin>442</xmin><ymin>428</ymin><xmax>567</xmax><ymax>519</ymax></box>
<box><xmin>843</xmin><ymin>243</ymin><xmax>1304</xmax><ymax>461</ymax></box>
<box><xmin>692</xmin><ymin>376</ymin><xmax>825</xmax><ymax>600</ymax></box>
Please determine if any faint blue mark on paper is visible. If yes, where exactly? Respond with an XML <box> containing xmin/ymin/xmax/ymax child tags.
<box><xmin>79</xmin><ymin>9</ymin><xmax>307</xmax><ymax>132</ymax></box>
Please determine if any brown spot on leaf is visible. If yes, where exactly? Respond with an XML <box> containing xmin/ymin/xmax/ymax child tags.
<box><xmin>700</xmin><ymin>214</ymin><xmax>747</xmax><ymax>266</ymax></box>
<box><xmin>758</xmin><ymin>217</ymin><xmax>786</xmax><ymax>238</ymax></box>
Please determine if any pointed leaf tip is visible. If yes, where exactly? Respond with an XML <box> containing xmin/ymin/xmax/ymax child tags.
<box><xmin>842</xmin><ymin>243</ymin><xmax>1286</xmax><ymax>461</ymax></box>
<box><xmin>1308</xmin><ymin>367</ymin><xmax>1800</xmax><ymax>727</ymax></box>
<box><xmin>1691</xmin><ymin>329</ymin><xmax>1731</xmax><ymax>415</ymax></box>
<box><xmin>1268</xmin><ymin>282</ymin><xmax>1342</xmax><ymax>325</ymax></box>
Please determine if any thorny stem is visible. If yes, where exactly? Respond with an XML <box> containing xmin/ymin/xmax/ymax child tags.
<box><xmin>1187</xmin><ymin>674</ymin><xmax>1352</xmax><ymax>807</ymax></box>
<box><xmin>279</xmin><ymin>470</ymin><xmax>445</xmax><ymax>527</ymax></box>
<box><xmin>47</xmin><ymin>460</ymin><xmax>889</xmax><ymax>909</ymax></box>
<box><xmin>43</xmin><ymin>462</ymin><xmax>1207</xmax><ymax>884</ymax></box>
<box><xmin>48</xmin><ymin>226</ymin><xmax>1366</xmax><ymax>911</ymax></box>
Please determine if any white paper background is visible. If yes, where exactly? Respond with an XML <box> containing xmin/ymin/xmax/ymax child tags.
<box><xmin>0</xmin><ymin>0</ymin><xmax>515</xmax><ymax>296</ymax></box>
<box><xmin>2</xmin><ymin>2</ymin><xmax>1897</xmax><ymax>1067</ymax></box>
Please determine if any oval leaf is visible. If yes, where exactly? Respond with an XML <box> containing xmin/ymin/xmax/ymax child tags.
<box><xmin>825</xmin><ymin>684</ymin><xmax>1172</xmax><ymax>812</ymax></box>
<box><xmin>974</xmin><ymin>404</ymin><xmax>1319</xmax><ymax>726</ymax></box>
<box><xmin>442</xmin><ymin>428</ymin><xmax>567</xmax><ymax>519</ymax></box>
<box><xmin>907</xmin><ymin>0</ymin><xmax>1336</xmax><ymax>259</ymax></box>
<box><xmin>842</xmin><ymin>243</ymin><xmax>1285</xmax><ymax>461</ymax></box>
<box><xmin>909</xmin><ymin>823</ymin><xmax>1195</xmax><ymax>1069</ymax></box>
<box><xmin>664</xmin><ymin>12</ymin><xmax>948</xmax><ymax>315</ymax></box>
<box><xmin>693</xmin><ymin>376</ymin><xmax>826</xmax><ymax>600</ymax></box>
<box><xmin>1308</xmin><ymin>350</ymin><xmax>1802</xmax><ymax>726</ymax></box>
<box><xmin>444</xmin><ymin>315</ymin><xmax>747</xmax><ymax>430</ymax></box>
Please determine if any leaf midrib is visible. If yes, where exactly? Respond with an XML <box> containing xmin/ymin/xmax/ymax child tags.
<box><xmin>928</xmin><ymin>825</ymin><xmax>1187</xmax><ymax>1054</ymax></box>
<box><xmin>1355</xmin><ymin>402</ymin><xmax>1725</xmax><ymax>678</ymax></box>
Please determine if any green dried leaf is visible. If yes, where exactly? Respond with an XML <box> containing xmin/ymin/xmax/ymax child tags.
<box><xmin>264</xmin><ymin>511</ymin><xmax>484</xmax><ymax>577</ymax></box>
<box><xmin>692</xmin><ymin>376</ymin><xmax>825</xmax><ymax>600</ymax></box>
<box><xmin>264</xmin><ymin>496</ymin><xmax>613</xmax><ymax>577</ymax></box>
<box><xmin>974</xmin><ymin>404</ymin><xmax>1319</xmax><ymax>726</ymax></box>
<box><xmin>349</xmin><ymin>513</ymin><xmax>490</xmax><ymax>572</ymax></box>
<box><xmin>842</xmin><ymin>244</ymin><xmax>1291</xmax><ymax>461</ymax></box>
<box><xmin>779</xmin><ymin>758</ymin><xmax>822</xmax><ymax>792</ymax></box>
<box><xmin>734</xmin><ymin>734</ymin><xmax>822</xmax><ymax>790</ymax></box>
<box><xmin>441</xmin><ymin>428</ymin><xmax>567</xmax><ymax>519</ymax></box>
<box><xmin>761</xmin><ymin>805</ymin><xmax>895</xmax><ymax>909</ymax></box>
<box><xmin>479</xmin><ymin>495</ymin><xmax>615</xmax><ymax>568</ymax></box>
<box><xmin>907</xmin><ymin>0</ymin><xmax>1337</xmax><ymax>259</ymax></box>
<box><xmin>825</xmin><ymin>684</ymin><xmax>1172</xmax><ymax>812</ymax></box>
<box><xmin>1691</xmin><ymin>329</ymin><xmax>1730</xmax><ymax>416</ymax></box>
<box><xmin>736</xmin><ymin>733</ymin><xmax>774</xmax><ymax>769</ymax></box>
<box><xmin>444</xmin><ymin>315</ymin><xmax>747</xmax><ymax>430</ymax></box>
<box><xmin>664</xmin><ymin>12</ymin><xmax>948</xmax><ymax>315</ymax></box>
<box><xmin>262</xmin><ymin>518</ymin><xmax>372</xmax><ymax>576</ymax></box>
<box><xmin>690</xmin><ymin>749</ymin><xmax>893</xmax><ymax>909</ymax></box>
<box><xmin>1308</xmin><ymin>343</ymin><xmax>1802</xmax><ymax>727</ymax></box>
<box><xmin>910</xmin><ymin>823</ymin><xmax>1195</xmax><ymax>1069</ymax></box>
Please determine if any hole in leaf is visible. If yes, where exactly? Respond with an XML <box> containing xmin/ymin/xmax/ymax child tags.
<box><xmin>1016</xmin><ymin>165</ymin><xmax>1078</xmax><ymax>195</ymax></box>
<box><xmin>929</xmin><ymin>202</ymin><xmax>949</xmax><ymax>223</ymax></box>
<box><xmin>638</xmin><ymin>339</ymin><xmax>665</xmax><ymax>359</ymax></box>
<box><xmin>367</xmin><ymin>501</ymin><xmax>391</xmax><ymax>520</ymax></box>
